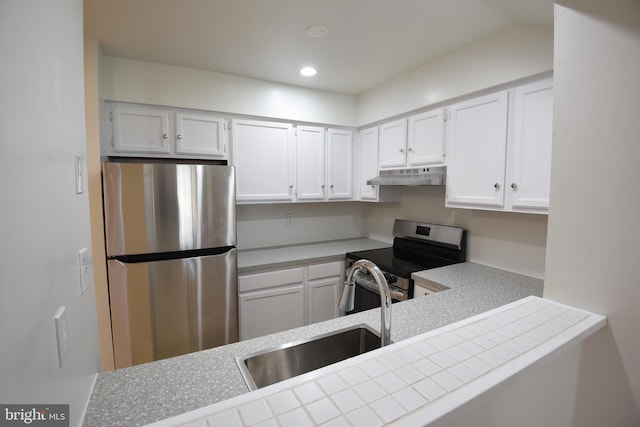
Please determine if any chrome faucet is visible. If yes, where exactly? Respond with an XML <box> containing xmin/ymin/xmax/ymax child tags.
<box><xmin>339</xmin><ymin>259</ymin><xmax>392</xmax><ymax>346</ymax></box>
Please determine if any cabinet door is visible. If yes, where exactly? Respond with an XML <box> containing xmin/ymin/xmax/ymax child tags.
<box><xmin>232</xmin><ymin>120</ymin><xmax>296</xmax><ymax>202</ymax></box>
<box><xmin>308</xmin><ymin>278</ymin><xmax>340</xmax><ymax>324</ymax></box>
<box><xmin>446</xmin><ymin>91</ymin><xmax>509</xmax><ymax>208</ymax></box>
<box><xmin>327</xmin><ymin>129</ymin><xmax>353</xmax><ymax>200</ymax></box>
<box><xmin>296</xmin><ymin>126</ymin><xmax>326</xmax><ymax>201</ymax></box>
<box><xmin>307</xmin><ymin>261</ymin><xmax>343</xmax><ymax>324</ymax></box>
<box><xmin>509</xmin><ymin>79</ymin><xmax>553</xmax><ymax>211</ymax></box>
<box><xmin>112</xmin><ymin>105</ymin><xmax>171</xmax><ymax>155</ymax></box>
<box><xmin>238</xmin><ymin>284</ymin><xmax>305</xmax><ymax>340</ymax></box>
<box><xmin>407</xmin><ymin>109</ymin><xmax>445</xmax><ymax>166</ymax></box>
<box><xmin>175</xmin><ymin>112</ymin><xmax>227</xmax><ymax>158</ymax></box>
<box><xmin>359</xmin><ymin>126</ymin><xmax>380</xmax><ymax>200</ymax></box>
<box><xmin>379</xmin><ymin>119</ymin><xmax>407</xmax><ymax>169</ymax></box>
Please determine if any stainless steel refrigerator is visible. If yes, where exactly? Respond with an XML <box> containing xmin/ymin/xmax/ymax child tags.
<box><xmin>102</xmin><ymin>161</ymin><xmax>238</xmax><ymax>368</ymax></box>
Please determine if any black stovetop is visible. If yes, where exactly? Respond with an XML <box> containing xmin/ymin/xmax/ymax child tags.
<box><xmin>346</xmin><ymin>248</ymin><xmax>463</xmax><ymax>278</ymax></box>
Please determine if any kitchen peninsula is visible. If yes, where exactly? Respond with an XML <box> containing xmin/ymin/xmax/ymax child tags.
<box><xmin>83</xmin><ymin>249</ymin><xmax>573</xmax><ymax>426</ymax></box>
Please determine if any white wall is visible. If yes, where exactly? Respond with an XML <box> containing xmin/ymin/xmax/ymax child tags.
<box><xmin>0</xmin><ymin>1</ymin><xmax>100</xmax><ymax>426</ymax></box>
<box><xmin>100</xmin><ymin>56</ymin><xmax>358</xmax><ymax>127</ymax></box>
<box><xmin>544</xmin><ymin>1</ymin><xmax>640</xmax><ymax>425</ymax></box>
<box><xmin>433</xmin><ymin>344</ymin><xmax>582</xmax><ymax>427</ymax></box>
<box><xmin>363</xmin><ymin>188</ymin><xmax>548</xmax><ymax>278</ymax></box>
<box><xmin>357</xmin><ymin>23</ymin><xmax>553</xmax><ymax>126</ymax></box>
<box><xmin>237</xmin><ymin>203</ymin><xmax>365</xmax><ymax>250</ymax></box>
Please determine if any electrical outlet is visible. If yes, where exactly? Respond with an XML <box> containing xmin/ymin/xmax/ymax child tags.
<box><xmin>285</xmin><ymin>213</ymin><xmax>293</xmax><ymax>225</ymax></box>
<box><xmin>54</xmin><ymin>307</ymin><xmax>69</xmax><ymax>368</ymax></box>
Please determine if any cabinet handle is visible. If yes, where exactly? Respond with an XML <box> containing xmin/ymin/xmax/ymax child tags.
<box><xmin>399</xmin><ymin>148</ymin><xmax>405</xmax><ymax>153</ymax></box>
<box><xmin>407</xmin><ymin>147</ymin><xmax>413</xmax><ymax>152</ymax></box>
<box><xmin>176</xmin><ymin>134</ymin><xmax>183</xmax><ymax>140</ymax></box>
<box><xmin>494</xmin><ymin>183</ymin><xmax>500</xmax><ymax>189</ymax></box>
<box><xmin>162</xmin><ymin>134</ymin><xmax>169</xmax><ymax>139</ymax></box>
<box><xmin>511</xmin><ymin>183</ymin><xmax>518</xmax><ymax>190</ymax></box>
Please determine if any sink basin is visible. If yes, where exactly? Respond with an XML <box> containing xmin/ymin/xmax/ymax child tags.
<box><xmin>236</xmin><ymin>324</ymin><xmax>385</xmax><ymax>390</ymax></box>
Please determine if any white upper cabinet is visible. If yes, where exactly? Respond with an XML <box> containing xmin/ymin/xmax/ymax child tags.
<box><xmin>232</xmin><ymin>119</ymin><xmax>296</xmax><ymax>203</ymax></box>
<box><xmin>446</xmin><ymin>91</ymin><xmax>509</xmax><ymax>208</ymax></box>
<box><xmin>407</xmin><ymin>109</ymin><xmax>446</xmax><ymax>166</ymax></box>
<box><xmin>356</xmin><ymin>126</ymin><xmax>400</xmax><ymax>203</ymax></box>
<box><xmin>232</xmin><ymin>120</ymin><xmax>353</xmax><ymax>204</ymax></box>
<box><xmin>326</xmin><ymin>128</ymin><xmax>353</xmax><ymax>200</ymax></box>
<box><xmin>378</xmin><ymin>109</ymin><xmax>446</xmax><ymax>170</ymax></box>
<box><xmin>174</xmin><ymin>112</ymin><xmax>226</xmax><ymax>158</ymax></box>
<box><xmin>379</xmin><ymin>119</ymin><xmax>407</xmax><ymax>169</ymax></box>
<box><xmin>507</xmin><ymin>78</ymin><xmax>554</xmax><ymax>212</ymax></box>
<box><xmin>111</xmin><ymin>105</ymin><xmax>171</xmax><ymax>155</ymax></box>
<box><xmin>358</xmin><ymin>126</ymin><xmax>380</xmax><ymax>200</ymax></box>
<box><xmin>296</xmin><ymin>126</ymin><xmax>326</xmax><ymax>201</ymax></box>
<box><xmin>108</xmin><ymin>103</ymin><xmax>228</xmax><ymax>159</ymax></box>
<box><xmin>295</xmin><ymin>127</ymin><xmax>353</xmax><ymax>201</ymax></box>
<box><xmin>446</xmin><ymin>78</ymin><xmax>554</xmax><ymax>214</ymax></box>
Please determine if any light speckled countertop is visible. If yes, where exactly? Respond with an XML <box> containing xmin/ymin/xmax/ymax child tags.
<box><xmin>83</xmin><ymin>242</ymin><xmax>543</xmax><ymax>427</ymax></box>
<box><xmin>412</xmin><ymin>262</ymin><xmax>541</xmax><ymax>290</ymax></box>
<box><xmin>237</xmin><ymin>238</ymin><xmax>390</xmax><ymax>273</ymax></box>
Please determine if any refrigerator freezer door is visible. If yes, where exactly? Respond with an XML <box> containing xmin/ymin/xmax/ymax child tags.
<box><xmin>108</xmin><ymin>249</ymin><xmax>238</xmax><ymax>368</ymax></box>
<box><xmin>103</xmin><ymin>162</ymin><xmax>236</xmax><ymax>256</ymax></box>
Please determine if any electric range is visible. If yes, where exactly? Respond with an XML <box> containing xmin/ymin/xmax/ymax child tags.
<box><xmin>345</xmin><ymin>220</ymin><xmax>466</xmax><ymax>313</ymax></box>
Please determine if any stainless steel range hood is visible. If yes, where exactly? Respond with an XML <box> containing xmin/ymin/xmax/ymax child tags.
<box><xmin>366</xmin><ymin>167</ymin><xmax>446</xmax><ymax>186</ymax></box>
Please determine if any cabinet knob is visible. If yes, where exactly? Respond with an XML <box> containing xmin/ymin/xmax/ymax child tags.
<box><xmin>330</xmin><ymin>185</ymin><xmax>334</xmax><ymax>189</ymax></box>
<box><xmin>399</xmin><ymin>148</ymin><xmax>405</xmax><ymax>153</ymax></box>
<box><xmin>407</xmin><ymin>147</ymin><xmax>413</xmax><ymax>152</ymax></box>
<box><xmin>162</xmin><ymin>134</ymin><xmax>169</xmax><ymax>139</ymax></box>
<box><xmin>321</xmin><ymin>185</ymin><xmax>325</xmax><ymax>189</ymax></box>
<box><xmin>176</xmin><ymin>134</ymin><xmax>183</xmax><ymax>140</ymax></box>
<box><xmin>494</xmin><ymin>183</ymin><xmax>500</xmax><ymax>190</ymax></box>
<box><xmin>289</xmin><ymin>185</ymin><xmax>294</xmax><ymax>189</ymax></box>
<box><xmin>511</xmin><ymin>183</ymin><xmax>518</xmax><ymax>190</ymax></box>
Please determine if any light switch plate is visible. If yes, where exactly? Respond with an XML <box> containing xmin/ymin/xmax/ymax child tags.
<box><xmin>54</xmin><ymin>307</ymin><xmax>69</xmax><ymax>368</ymax></box>
<box><xmin>78</xmin><ymin>247</ymin><xmax>93</xmax><ymax>295</ymax></box>
<box><xmin>74</xmin><ymin>154</ymin><xmax>84</xmax><ymax>194</ymax></box>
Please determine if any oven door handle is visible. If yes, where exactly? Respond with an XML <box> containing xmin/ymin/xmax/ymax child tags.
<box><xmin>354</xmin><ymin>275</ymin><xmax>407</xmax><ymax>301</ymax></box>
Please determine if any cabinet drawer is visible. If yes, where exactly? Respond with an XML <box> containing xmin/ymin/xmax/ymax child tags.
<box><xmin>239</xmin><ymin>267</ymin><xmax>304</xmax><ymax>293</ymax></box>
<box><xmin>308</xmin><ymin>261</ymin><xmax>344</xmax><ymax>280</ymax></box>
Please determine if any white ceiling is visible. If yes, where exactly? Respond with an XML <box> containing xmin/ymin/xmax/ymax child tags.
<box><xmin>84</xmin><ymin>0</ymin><xmax>553</xmax><ymax>95</ymax></box>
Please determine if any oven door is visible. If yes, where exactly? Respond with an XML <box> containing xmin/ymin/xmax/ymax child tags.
<box><xmin>346</xmin><ymin>273</ymin><xmax>409</xmax><ymax>314</ymax></box>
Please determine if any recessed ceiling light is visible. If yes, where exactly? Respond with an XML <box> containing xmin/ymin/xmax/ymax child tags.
<box><xmin>305</xmin><ymin>25</ymin><xmax>328</xmax><ymax>38</ymax></box>
<box><xmin>300</xmin><ymin>66</ymin><xmax>317</xmax><ymax>77</ymax></box>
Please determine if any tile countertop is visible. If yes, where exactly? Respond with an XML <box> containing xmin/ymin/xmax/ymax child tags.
<box><xmin>237</xmin><ymin>238</ymin><xmax>390</xmax><ymax>274</ymax></box>
<box><xmin>147</xmin><ymin>296</ymin><xmax>605</xmax><ymax>427</ymax></box>
<box><xmin>83</xmin><ymin>261</ymin><xmax>544</xmax><ymax>427</ymax></box>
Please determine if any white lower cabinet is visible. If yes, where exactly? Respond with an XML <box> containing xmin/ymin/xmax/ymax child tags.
<box><xmin>307</xmin><ymin>261</ymin><xmax>343</xmax><ymax>324</ymax></box>
<box><xmin>238</xmin><ymin>261</ymin><xmax>344</xmax><ymax>341</ymax></box>
<box><xmin>239</xmin><ymin>284</ymin><xmax>305</xmax><ymax>341</ymax></box>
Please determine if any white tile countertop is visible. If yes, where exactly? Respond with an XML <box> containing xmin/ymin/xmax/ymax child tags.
<box><xmin>145</xmin><ymin>296</ymin><xmax>606</xmax><ymax>427</ymax></box>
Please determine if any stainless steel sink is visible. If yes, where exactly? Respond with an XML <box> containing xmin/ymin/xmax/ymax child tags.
<box><xmin>236</xmin><ymin>324</ymin><xmax>385</xmax><ymax>390</ymax></box>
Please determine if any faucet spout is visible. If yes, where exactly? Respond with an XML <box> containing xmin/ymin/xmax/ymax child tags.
<box><xmin>340</xmin><ymin>259</ymin><xmax>392</xmax><ymax>346</ymax></box>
